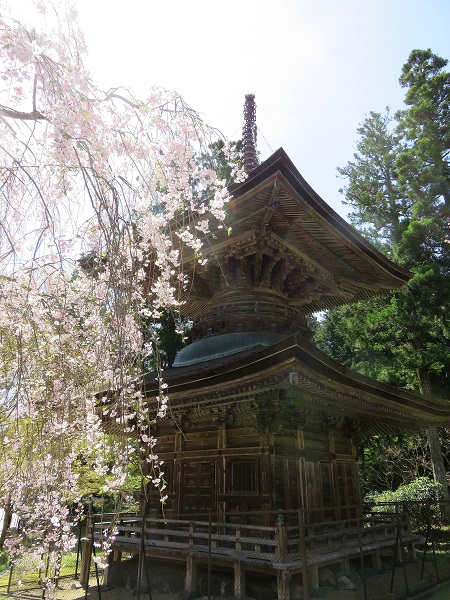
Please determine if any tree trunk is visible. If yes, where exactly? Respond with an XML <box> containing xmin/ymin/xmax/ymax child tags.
<box><xmin>417</xmin><ymin>367</ymin><xmax>450</xmax><ymax>501</ymax></box>
<box><xmin>426</xmin><ymin>426</ymin><xmax>449</xmax><ymax>498</ymax></box>
<box><xmin>0</xmin><ymin>500</ymin><xmax>12</xmax><ymax>549</ymax></box>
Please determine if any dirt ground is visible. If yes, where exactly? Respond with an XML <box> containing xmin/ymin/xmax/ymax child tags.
<box><xmin>51</xmin><ymin>560</ymin><xmax>450</xmax><ymax>600</ymax></box>
<box><xmin>2</xmin><ymin>556</ymin><xmax>450</xmax><ymax>600</ymax></box>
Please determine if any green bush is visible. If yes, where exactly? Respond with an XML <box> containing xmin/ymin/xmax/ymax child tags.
<box><xmin>372</xmin><ymin>477</ymin><xmax>443</xmax><ymax>504</ymax></box>
<box><xmin>370</xmin><ymin>477</ymin><xmax>444</xmax><ymax>532</ymax></box>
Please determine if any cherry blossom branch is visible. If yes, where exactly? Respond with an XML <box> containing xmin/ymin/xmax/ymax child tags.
<box><xmin>0</xmin><ymin>106</ymin><xmax>46</xmax><ymax>121</ymax></box>
<box><xmin>0</xmin><ymin>0</ymin><xmax>240</xmax><ymax>584</ymax></box>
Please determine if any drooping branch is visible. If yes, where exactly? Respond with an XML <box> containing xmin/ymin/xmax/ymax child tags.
<box><xmin>0</xmin><ymin>106</ymin><xmax>47</xmax><ymax>121</ymax></box>
<box><xmin>0</xmin><ymin>1</ymin><xmax>245</xmax><ymax>581</ymax></box>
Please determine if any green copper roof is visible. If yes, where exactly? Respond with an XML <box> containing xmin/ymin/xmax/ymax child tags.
<box><xmin>173</xmin><ymin>332</ymin><xmax>284</xmax><ymax>367</ymax></box>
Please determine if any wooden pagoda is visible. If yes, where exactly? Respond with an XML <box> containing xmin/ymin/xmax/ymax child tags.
<box><xmin>86</xmin><ymin>96</ymin><xmax>450</xmax><ymax>600</ymax></box>
<box><xmin>139</xmin><ymin>142</ymin><xmax>449</xmax><ymax>521</ymax></box>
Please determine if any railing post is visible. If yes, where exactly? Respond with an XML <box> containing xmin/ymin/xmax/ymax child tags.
<box><xmin>390</xmin><ymin>504</ymin><xmax>410</xmax><ymax>596</ymax></box>
<box><xmin>136</xmin><ymin>516</ymin><xmax>145</xmax><ymax>600</ymax></box>
<box><xmin>430</xmin><ymin>501</ymin><xmax>440</xmax><ymax>583</ymax></box>
<box><xmin>276</xmin><ymin>512</ymin><xmax>287</xmax><ymax>563</ymax></box>
<box><xmin>207</xmin><ymin>513</ymin><xmax>212</xmax><ymax>600</ymax></box>
<box><xmin>7</xmin><ymin>557</ymin><xmax>14</xmax><ymax>593</ymax></box>
<box><xmin>420</xmin><ymin>502</ymin><xmax>431</xmax><ymax>581</ymax></box>
<box><xmin>357</xmin><ymin>514</ymin><xmax>368</xmax><ymax>600</ymax></box>
<box><xmin>275</xmin><ymin>512</ymin><xmax>292</xmax><ymax>598</ymax></box>
<box><xmin>79</xmin><ymin>508</ymin><xmax>93</xmax><ymax>586</ymax></box>
<box><xmin>189</xmin><ymin>521</ymin><xmax>194</xmax><ymax>547</ymax></box>
<box><xmin>74</xmin><ymin>517</ymin><xmax>83</xmax><ymax>579</ymax></box>
<box><xmin>235</xmin><ymin>526</ymin><xmax>242</xmax><ymax>552</ymax></box>
<box><xmin>397</xmin><ymin>505</ymin><xmax>409</xmax><ymax>597</ymax></box>
<box><xmin>390</xmin><ymin>507</ymin><xmax>399</xmax><ymax>594</ymax></box>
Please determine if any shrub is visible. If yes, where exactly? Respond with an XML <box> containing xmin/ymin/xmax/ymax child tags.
<box><xmin>372</xmin><ymin>477</ymin><xmax>443</xmax><ymax>504</ymax></box>
<box><xmin>370</xmin><ymin>477</ymin><xmax>444</xmax><ymax>532</ymax></box>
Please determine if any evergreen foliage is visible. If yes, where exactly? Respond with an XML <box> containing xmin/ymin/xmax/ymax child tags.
<box><xmin>316</xmin><ymin>49</ymin><xmax>450</xmax><ymax>495</ymax></box>
<box><xmin>197</xmin><ymin>139</ymin><xmax>243</xmax><ymax>186</ymax></box>
<box><xmin>143</xmin><ymin>308</ymin><xmax>188</xmax><ymax>370</ymax></box>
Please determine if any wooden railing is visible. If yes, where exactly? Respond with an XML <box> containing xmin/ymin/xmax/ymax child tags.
<box><xmin>83</xmin><ymin>507</ymin><xmax>419</xmax><ymax>570</ymax></box>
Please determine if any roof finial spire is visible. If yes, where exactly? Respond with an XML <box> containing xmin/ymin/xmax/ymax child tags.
<box><xmin>242</xmin><ymin>94</ymin><xmax>258</xmax><ymax>174</ymax></box>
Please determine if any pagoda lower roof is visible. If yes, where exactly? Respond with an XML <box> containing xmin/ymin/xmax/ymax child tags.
<box><xmin>143</xmin><ymin>334</ymin><xmax>450</xmax><ymax>435</ymax></box>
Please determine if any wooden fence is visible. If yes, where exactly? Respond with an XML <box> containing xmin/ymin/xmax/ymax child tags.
<box><xmin>81</xmin><ymin>506</ymin><xmax>423</xmax><ymax>600</ymax></box>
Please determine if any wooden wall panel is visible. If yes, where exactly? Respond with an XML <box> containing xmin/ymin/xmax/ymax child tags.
<box><xmin>183</xmin><ymin>432</ymin><xmax>217</xmax><ymax>451</ymax></box>
<box><xmin>227</xmin><ymin>430</ymin><xmax>260</xmax><ymax>448</ymax></box>
<box><xmin>303</xmin><ymin>431</ymin><xmax>329</xmax><ymax>453</ymax></box>
<box><xmin>334</xmin><ymin>435</ymin><xmax>352</xmax><ymax>455</ymax></box>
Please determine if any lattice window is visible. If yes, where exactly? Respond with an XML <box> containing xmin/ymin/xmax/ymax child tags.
<box><xmin>230</xmin><ymin>460</ymin><xmax>257</xmax><ymax>493</ymax></box>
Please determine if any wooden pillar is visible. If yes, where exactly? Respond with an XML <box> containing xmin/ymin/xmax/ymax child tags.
<box><xmin>102</xmin><ymin>552</ymin><xmax>114</xmax><ymax>588</ymax></box>
<box><xmin>79</xmin><ymin>539</ymin><xmax>91</xmax><ymax>585</ymax></box>
<box><xmin>174</xmin><ymin>431</ymin><xmax>183</xmax><ymax>516</ymax></box>
<box><xmin>283</xmin><ymin>458</ymin><xmax>290</xmax><ymax>510</ymax></box>
<box><xmin>218</xmin><ymin>421</ymin><xmax>227</xmax><ymax>450</ymax></box>
<box><xmin>352</xmin><ymin>461</ymin><xmax>362</xmax><ymax>505</ymax></box>
<box><xmin>277</xmin><ymin>571</ymin><xmax>290</xmax><ymax>600</ymax></box>
<box><xmin>307</xmin><ymin>565</ymin><xmax>319</xmax><ymax>589</ymax></box>
<box><xmin>275</xmin><ymin>515</ymin><xmax>290</xmax><ymax>599</ymax></box>
<box><xmin>298</xmin><ymin>509</ymin><xmax>310</xmax><ymax>600</ymax></box>
<box><xmin>113</xmin><ymin>549</ymin><xmax>122</xmax><ymax>561</ymax></box>
<box><xmin>296</xmin><ymin>425</ymin><xmax>305</xmax><ymax>452</ymax></box>
<box><xmin>185</xmin><ymin>555</ymin><xmax>197</xmax><ymax>593</ymax></box>
<box><xmin>175</xmin><ymin>430</ymin><xmax>183</xmax><ymax>453</ymax></box>
<box><xmin>407</xmin><ymin>542</ymin><xmax>418</xmax><ymax>562</ymax></box>
<box><xmin>328</xmin><ymin>428</ymin><xmax>339</xmax><ymax>512</ymax></box>
<box><xmin>340</xmin><ymin>556</ymin><xmax>351</xmax><ymax>576</ymax></box>
<box><xmin>276</xmin><ymin>518</ymin><xmax>288</xmax><ymax>563</ymax></box>
<box><xmin>373</xmin><ymin>549</ymin><xmax>383</xmax><ymax>571</ymax></box>
<box><xmin>297</xmin><ymin>424</ymin><xmax>306</xmax><ymax>515</ymax></box>
<box><xmin>299</xmin><ymin>457</ymin><xmax>306</xmax><ymax>513</ymax></box>
<box><xmin>234</xmin><ymin>562</ymin><xmax>245</xmax><ymax>599</ymax></box>
<box><xmin>79</xmin><ymin>515</ymin><xmax>93</xmax><ymax>585</ymax></box>
<box><xmin>218</xmin><ymin>421</ymin><xmax>226</xmax><ymax>519</ymax></box>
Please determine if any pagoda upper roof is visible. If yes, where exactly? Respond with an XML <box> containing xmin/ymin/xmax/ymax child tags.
<box><xmin>180</xmin><ymin>148</ymin><xmax>410</xmax><ymax>318</ymax></box>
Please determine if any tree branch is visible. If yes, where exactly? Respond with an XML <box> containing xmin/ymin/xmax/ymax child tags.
<box><xmin>0</xmin><ymin>106</ymin><xmax>47</xmax><ymax>121</ymax></box>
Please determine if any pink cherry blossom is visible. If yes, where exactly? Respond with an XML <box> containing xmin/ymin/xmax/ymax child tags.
<box><xmin>0</xmin><ymin>0</ymin><xmax>240</xmax><ymax>586</ymax></box>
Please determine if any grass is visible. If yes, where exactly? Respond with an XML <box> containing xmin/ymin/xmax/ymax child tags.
<box><xmin>426</xmin><ymin>586</ymin><xmax>450</xmax><ymax>600</ymax></box>
<box><xmin>0</xmin><ymin>549</ymin><xmax>80</xmax><ymax>592</ymax></box>
<box><xmin>0</xmin><ymin>551</ymin><xmax>9</xmax><ymax>573</ymax></box>
<box><xmin>431</xmin><ymin>592</ymin><xmax>450</xmax><ymax>600</ymax></box>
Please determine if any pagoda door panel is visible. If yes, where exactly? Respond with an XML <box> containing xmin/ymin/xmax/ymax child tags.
<box><xmin>180</xmin><ymin>461</ymin><xmax>216</xmax><ymax>515</ymax></box>
<box><xmin>336</xmin><ymin>462</ymin><xmax>359</xmax><ymax>515</ymax></box>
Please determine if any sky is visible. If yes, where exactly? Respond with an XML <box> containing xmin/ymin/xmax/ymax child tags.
<box><xmin>15</xmin><ymin>0</ymin><xmax>450</xmax><ymax>217</ymax></box>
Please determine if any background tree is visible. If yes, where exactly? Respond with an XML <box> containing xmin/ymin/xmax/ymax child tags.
<box><xmin>143</xmin><ymin>308</ymin><xmax>188</xmax><ymax>370</ymax></box>
<box><xmin>336</xmin><ymin>110</ymin><xmax>407</xmax><ymax>250</ymax></box>
<box><xmin>316</xmin><ymin>49</ymin><xmax>450</xmax><ymax>498</ymax></box>
<box><xmin>197</xmin><ymin>139</ymin><xmax>243</xmax><ymax>186</ymax></box>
